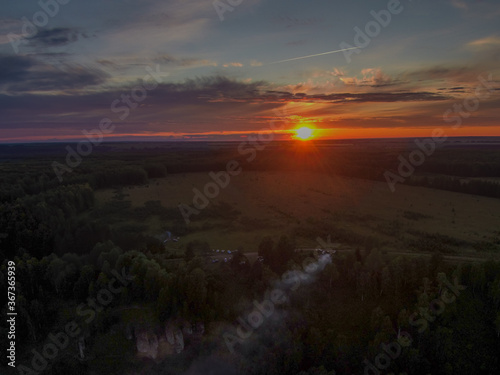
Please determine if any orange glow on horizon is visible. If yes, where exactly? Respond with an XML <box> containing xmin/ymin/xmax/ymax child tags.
<box><xmin>2</xmin><ymin>126</ymin><xmax>500</xmax><ymax>143</ymax></box>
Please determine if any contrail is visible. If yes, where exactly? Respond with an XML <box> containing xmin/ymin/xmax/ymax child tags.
<box><xmin>266</xmin><ymin>47</ymin><xmax>361</xmax><ymax>65</ymax></box>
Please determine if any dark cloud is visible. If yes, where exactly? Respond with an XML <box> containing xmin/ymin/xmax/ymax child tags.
<box><xmin>0</xmin><ymin>74</ymin><xmax>456</xmax><ymax>138</ymax></box>
<box><xmin>153</xmin><ymin>75</ymin><xmax>265</xmax><ymax>101</ymax></box>
<box><xmin>437</xmin><ymin>86</ymin><xmax>466</xmax><ymax>93</ymax></box>
<box><xmin>190</xmin><ymin>78</ymin><xmax>448</xmax><ymax>103</ymax></box>
<box><xmin>34</xmin><ymin>52</ymin><xmax>74</xmax><ymax>66</ymax></box>
<box><xmin>407</xmin><ymin>66</ymin><xmax>470</xmax><ymax>80</ymax></box>
<box><xmin>95</xmin><ymin>55</ymin><xmax>216</xmax><ymax>72</ymax></box>
<box><xmin>96</xmin><ymin>59</ymin><xmax>118</xmax><ymax>68</ymax></box>
<box><xmin>404</xmin><ymin>65</ymin><xmax>493</xmax><ymax>84</ymax></box>
<box><xmin>0</xmin><ymin>75</ymin><xmax>450</xmax><ymax>117</ymax></box>
<box><xmin>0</xmin><ymin>55</ymin><xmax>34</xmax><ymax>83</ymax></box>
<box><xmin>307</xmin><ymin>91</ymin><xmax>449</xmax><ymax>103</ymax></box>
<box><xmin>152</xmin><ymin>54</ymin><xmax>215</xmax><ymax>67</ymax></box>
<box><xmin>26</xmin><ymin>27</ymin><xmax>88</xmax><ymax>47</ymax></box>
<box><xmin>0</xmin><ymin>54</ymin><xmax>108</xmax><ymax>92</ymax></box>
<box><xmin>438</xmin><ymin>86</ymin><xmax>465</xmax><ymax>91</ymax></box>
<box><xmin>138</xmin><ymin>76</ymin><xmax>448</xmax><ymax>104</ymax></box>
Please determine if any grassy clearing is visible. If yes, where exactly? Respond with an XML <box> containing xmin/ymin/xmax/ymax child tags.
<box><xmin>93</xmin><ymin>171</ymin><xmax>500</xmax><ymax>254</ymax></box>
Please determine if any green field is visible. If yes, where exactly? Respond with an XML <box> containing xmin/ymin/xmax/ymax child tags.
<box><xmin>94</xmin><ymin>170</ymin><xmax>500</xmax><ymax>256</ymax></box>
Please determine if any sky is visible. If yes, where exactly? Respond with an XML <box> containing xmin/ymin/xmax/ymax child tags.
<box><xmin>0</xmin><ymin>0</ymin><xmax>499</xmax><ymax>142</ymax></box>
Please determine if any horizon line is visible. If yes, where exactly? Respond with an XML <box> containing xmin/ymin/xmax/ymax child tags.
<box><xmin>2</xmin><ymin>135</ymin><xmax>500</xmax><ymax>146</ymax></box>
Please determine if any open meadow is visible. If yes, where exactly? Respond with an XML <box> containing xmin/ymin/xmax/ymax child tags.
<box><xmin>92</xmin><ymin>141</ymin><xmax>500</xmax><ymax>259</ymax></box>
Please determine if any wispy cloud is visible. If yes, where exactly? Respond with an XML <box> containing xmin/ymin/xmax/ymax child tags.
<box><xmin>223</xmin><ymin>62</ymin><xmax>243</xmax><ymax>67</ymax></box>
<box><xmin>467</xmin><ymin>35</ymin><xmax>500</xmax><ymax>48</ymax></box>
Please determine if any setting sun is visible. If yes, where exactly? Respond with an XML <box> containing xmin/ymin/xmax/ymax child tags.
<box><xmin>294</xmin><ymin>126</ymin><xmax>314</xmax><ymax>141</ymax></box>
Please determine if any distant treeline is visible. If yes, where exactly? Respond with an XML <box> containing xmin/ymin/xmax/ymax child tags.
<box><xmin>407</xmin><ymin>175</ymin><xmax>500</xmax><ymax>199</ymax></box>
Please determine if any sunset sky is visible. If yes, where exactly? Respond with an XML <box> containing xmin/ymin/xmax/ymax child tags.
<box><xmin>0</xmin><ymin>0</ymin><xmax>499</xmax><ymax>142</ymax></box>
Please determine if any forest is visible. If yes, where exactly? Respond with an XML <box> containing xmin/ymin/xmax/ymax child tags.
<box><xmin>1</xmin><ymin>141</ymin><xmax>500</xmax><ymax>375</ymax></box>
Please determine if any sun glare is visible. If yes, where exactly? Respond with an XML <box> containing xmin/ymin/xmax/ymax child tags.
<box><xmin>294</xmin><ymin>126</ymin><xmax>314</xmax><ymax>141</ymax></box>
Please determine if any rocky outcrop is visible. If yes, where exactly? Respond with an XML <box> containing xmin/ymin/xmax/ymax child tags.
<box><xmin>135</xmin><ymin>328</ymin><xmax>159</xmax><ymax>359</ymax></box>
<box><xmin>133</xmin><ymin>320</ymin><xmax>204</xmax><ymax>360</ymax></box>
